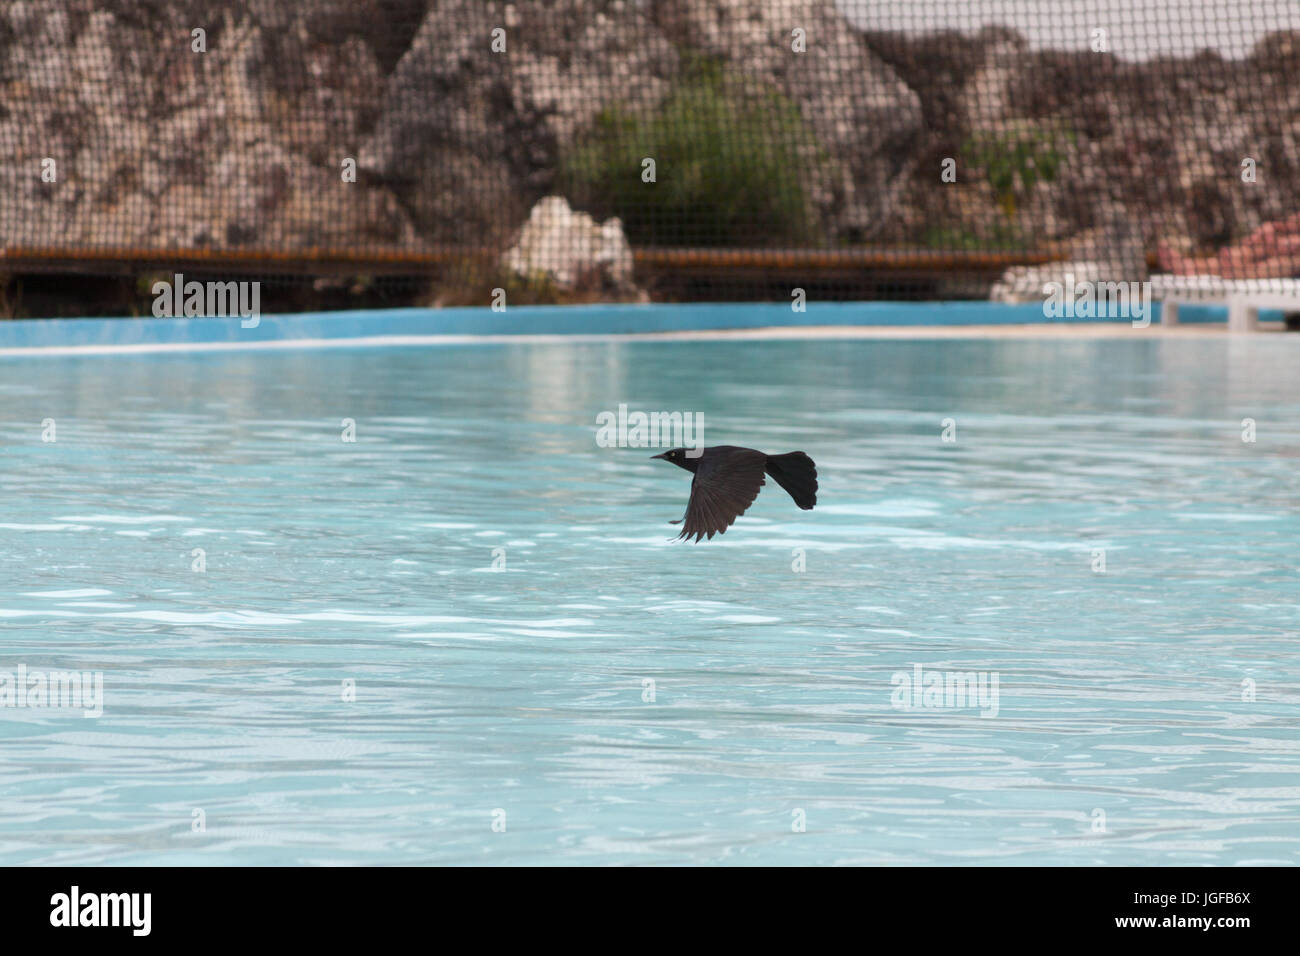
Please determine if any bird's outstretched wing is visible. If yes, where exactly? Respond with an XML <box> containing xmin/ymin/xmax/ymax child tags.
<box><xmin>672</xmin><ymin>448</ymin><xmax>768</xmax><ymax>542</ymax></box>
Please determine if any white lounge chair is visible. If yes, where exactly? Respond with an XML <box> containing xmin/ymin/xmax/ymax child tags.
<box><xmin>1149</xmin><ymin>274</ymin><xmax>1300</xmax><ymax>331</ymax></box>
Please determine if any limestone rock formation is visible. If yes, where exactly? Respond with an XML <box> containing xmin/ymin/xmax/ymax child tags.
<box><xmin>359</xmin><ymin>0</ymin><xmax>679</xmax><ymax>248</ymax></box>
<box><xmin>0</xmin><ymin>1</ymin><xmax>417</xmax><ymax>253</ymax></box>
<box><xmin>503</xmin><ymin>195</ymin><xmax>638</xmax><ymax>294</ymax></box>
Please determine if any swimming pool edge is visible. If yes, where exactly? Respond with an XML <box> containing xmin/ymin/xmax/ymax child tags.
<box><xmin>0</xmin><ymin>301</ymin><xmax>1282</xmax><ymax>354</ymax></box>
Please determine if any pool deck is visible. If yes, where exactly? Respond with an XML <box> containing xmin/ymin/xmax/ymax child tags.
<box><xmin>0</xmin><ymin>302</ymin><xmax>1288</xmax><ymax>356</ymax></box>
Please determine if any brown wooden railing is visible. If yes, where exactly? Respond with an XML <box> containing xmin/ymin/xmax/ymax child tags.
<box><xmin>0</xmin><ymin>245</ymin><xmax>1070</xmax><ymax>277</ymax></box>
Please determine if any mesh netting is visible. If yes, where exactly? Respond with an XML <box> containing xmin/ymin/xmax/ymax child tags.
<box><xmin>3</xmin><ymin>0</ymin><xmax>1300</xmax><ymax>314</ymax></box>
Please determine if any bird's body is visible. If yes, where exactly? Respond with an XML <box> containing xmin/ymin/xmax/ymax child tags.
<box><xmin>652</xmin><ymin>445</ymin><xmax>818</xmax><ymax>542</ymax></box>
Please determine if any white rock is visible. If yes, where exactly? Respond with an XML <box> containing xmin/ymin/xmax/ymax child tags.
<box><xmin>503</xmin><ymin>196</ymin><xmax>634</xmax><ymax>289</ymax></box>
<box><xmin>991</xmin><ymin>261</ymin><xmax>1100</xmax><ymax>303</ymax></box>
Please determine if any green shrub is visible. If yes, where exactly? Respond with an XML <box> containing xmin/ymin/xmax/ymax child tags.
<box><xmin>560</xmin><ymin>57</ymin><xmax>826</xmax><ymax>247</ymax></box>
<box><xmin>962</xmin><ymin>122</ymin><xmax>1076</xmax><ymax>218</ymax></box>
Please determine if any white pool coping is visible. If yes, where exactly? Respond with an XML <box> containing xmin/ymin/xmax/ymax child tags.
<box><xmin>0</xmin><ymin>321</ymin><xmax>1283</xmax><ymax>358</ymax></box>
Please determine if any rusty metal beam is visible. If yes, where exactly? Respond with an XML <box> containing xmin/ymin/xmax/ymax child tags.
<box><xmin>0</xmin><ymin>245</ymin><xmax>1071</xmax><ymax>277</ymax></box>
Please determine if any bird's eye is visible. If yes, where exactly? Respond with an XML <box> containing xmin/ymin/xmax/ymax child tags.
<box><xmin>669</xmin><ymin>451</ymin><xmax>676</xmax><ymax>457</ymax></box>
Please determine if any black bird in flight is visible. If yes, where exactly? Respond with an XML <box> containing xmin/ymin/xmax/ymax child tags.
<box><xmin>651</xmin><ymin>446</ymin><xmax>818</xmax><ymax>542</ymax></box>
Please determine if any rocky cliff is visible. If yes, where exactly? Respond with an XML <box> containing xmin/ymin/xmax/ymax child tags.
<box><xmin>1</xmin><ymin>0</ymin><xmax>1296</xmax><ymax>291</ymax></box>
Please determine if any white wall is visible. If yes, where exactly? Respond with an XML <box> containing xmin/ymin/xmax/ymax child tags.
<box><xmin>836</xmin><ymin>0</ymin><xmax>1300</xmax><ymax>60</ymax></box>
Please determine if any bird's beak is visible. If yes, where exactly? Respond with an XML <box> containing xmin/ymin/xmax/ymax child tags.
<box><xmin>650</xmin><ymin>452</ymin><xmax>667</xmax><ymax>460</ymax></box>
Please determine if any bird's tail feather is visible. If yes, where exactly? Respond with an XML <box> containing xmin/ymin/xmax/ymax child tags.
<box><xmin>765</xmin><ymin>452</ymin><xmax>817</xmax><ymax>510</ymax></box>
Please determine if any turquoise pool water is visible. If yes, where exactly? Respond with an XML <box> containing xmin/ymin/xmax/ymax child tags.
<box><xmin>1</xmin><ymin>335</ymin><xmax>1298</xmax><ymax>865</ymax></box>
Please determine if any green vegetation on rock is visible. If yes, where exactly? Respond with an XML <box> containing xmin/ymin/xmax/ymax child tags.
<box><xmin>560</xmin><ymin>56</ymin><xmax>827</xmax><ymax>247</ymax></box>
<box><xmin>963</xmin><ymin>122</ymin><xmax>1076</xmax><ymax>219</ymax></box>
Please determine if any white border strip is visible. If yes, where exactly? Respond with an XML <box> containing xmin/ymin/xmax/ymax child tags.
<box><xmin>0</xmin><ymin>322</ymin><xmax>1269</xmax><ymax>357</ymax></box>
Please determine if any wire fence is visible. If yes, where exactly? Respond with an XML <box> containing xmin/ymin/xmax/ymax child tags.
<box><xmin>3</xmin><ymin>0</ymin><xmax>1300</xmax><ymax>315</ymax></box>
